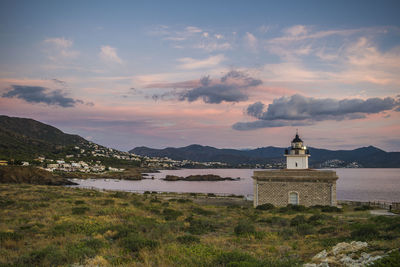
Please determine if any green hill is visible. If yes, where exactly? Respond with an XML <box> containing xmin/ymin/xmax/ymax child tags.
<box><xmin>0</xmin><ymin>115</ymin><xmax>88</xmax><ymax>161</ymax></box>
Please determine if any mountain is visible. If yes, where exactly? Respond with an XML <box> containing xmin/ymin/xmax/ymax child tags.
<box><xmin>130</xmin><ymin>144</ymin><xmax>400</xmax><ymax>168</ymax></box>
<box><xmin>0</xmin><ymin>115</ymin><xmax>88</xmax><ymax>160</ymax></box>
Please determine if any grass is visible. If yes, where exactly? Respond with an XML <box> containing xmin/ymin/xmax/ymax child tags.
<box><xmin>0</xmin><ymin>184</ymin><xmax>399</xmax><ymax>266</ymax></box>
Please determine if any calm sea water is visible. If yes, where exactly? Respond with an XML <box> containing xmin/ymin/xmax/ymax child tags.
<box><xmin>70</xmin><ymin>168</ymin><xmax>400</xmax><ymax>202</ymax></box>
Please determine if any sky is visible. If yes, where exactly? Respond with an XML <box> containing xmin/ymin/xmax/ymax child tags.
<box><xmin>0</xmin><ymin>0</ymin><xmax>400</xmax><ymax>151</ymax></box>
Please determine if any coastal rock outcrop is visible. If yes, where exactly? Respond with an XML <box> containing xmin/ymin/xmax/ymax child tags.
<box><xmin>304</xmin><ymin>241</ymin><xmax>385</xmax><ymax>267</ymax></box>
<box><xmin>163</xmin><ymin>174</ymin><xmax>239</xmax><ymax>181</ymax></box>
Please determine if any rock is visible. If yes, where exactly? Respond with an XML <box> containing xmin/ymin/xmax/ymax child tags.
<box><xmin>332</xmin><ymin>241</ymin><xmax>368</xmax><ymax>255</ymax></box>
<box><xmin>313</xmin><ymin>250</ymin><xmax>328</xmax><ymax>260</ymax></box>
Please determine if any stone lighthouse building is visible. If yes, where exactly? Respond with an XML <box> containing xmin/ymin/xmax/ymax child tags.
<box><xmin>253</xmin><ymin>133</ymin><xmax>338</xmax><ymax>207</ymax></box>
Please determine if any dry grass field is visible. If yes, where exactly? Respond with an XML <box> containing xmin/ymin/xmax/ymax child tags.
<box><xmin>0</xmin><ymin>184</ymin><xmax>399</xmax><ymax>266</ymax></box>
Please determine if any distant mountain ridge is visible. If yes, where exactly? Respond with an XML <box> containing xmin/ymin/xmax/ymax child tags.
<box><xmin>130</xmin><ymin>144</ymin><xmax>400</xmax><ymax>168</ymax></box>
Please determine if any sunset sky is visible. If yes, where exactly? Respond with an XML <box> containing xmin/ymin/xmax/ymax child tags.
<box><xmin>1</xmin><ymin>0</ymin><xmax>400</xmax><ymax>151</ymax></box>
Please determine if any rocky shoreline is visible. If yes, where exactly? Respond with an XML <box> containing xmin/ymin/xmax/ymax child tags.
<box><xmin>163</xmin><ymin>174</ymin><xmax>240</xmax><ymax>181</ymax></box>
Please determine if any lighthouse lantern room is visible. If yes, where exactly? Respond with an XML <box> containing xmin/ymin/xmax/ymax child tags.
<box><xmin>284</xmin><ymin>132</ymin><xmax>310</xmax><ymax>169</ymax></box>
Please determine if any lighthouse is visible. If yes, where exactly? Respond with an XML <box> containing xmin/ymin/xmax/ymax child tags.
<box><xmin>284</xmin><ymin>132</ymin><xmax>310</xmax><ymax>169</ymax></box>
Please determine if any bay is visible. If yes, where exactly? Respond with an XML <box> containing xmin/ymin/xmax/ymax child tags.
<box><xmin>70</xmin><ymin>168</ymin><xmax>400</xmax><ymax>202</ymax></box>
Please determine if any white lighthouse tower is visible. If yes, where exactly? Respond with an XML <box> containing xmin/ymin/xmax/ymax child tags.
<box><xmin>284</xmin><ymin>131</ymin><xmax>310</xmax><ymax>169</ymax></box>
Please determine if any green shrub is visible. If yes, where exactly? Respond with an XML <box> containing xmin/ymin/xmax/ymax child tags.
<box><xmin>234</xmin><ymin>222</ymin><xmax>256</xmax><ymax>236</ymax></box>
<box><xmin>150</xmin><ymin>198</ymin><xmax>161</xmax><ymax>203</ymax></box>
<box><xmin>207</xmin><ymin>193</ymin><xmax>216</xmax><ymax>197</ymax></box>
<box><xmin>131</xmin><ymin>199</ymin><xmax>144</xmax><ymax>206</ymax></box>
<box><xmin>101</xmin><ymin>199</ymin><xmax>115</xmax><ymax>205</ymax></box>
<box><xmin>177</xmin><ymin>234</ymin><xmax>200</xmax><ymax>244</ymax></box>
<box><xmin>278</xmin><ymin>204</ymin><xmax>307</xmax><ymax>213</ymax></box>
<box><xmin>296</xmin><ymin>223</ymin><xmax>315</xmax><ymax>235</ymax></box>
<box><xmin>308</xmin><ymin>214</ymin><xmax>333</xmax><ymax>225</ymax></box>
<box><xmin>0</xmin><ymin>231</ymin><xmax>22</xmax><ymax>242</ymax></box>
<box><xmin>213</xmin><ymin>251</ymin><xmax>258</xmax><ymax>266</ymax></box>
<box><xmin>162</xmin><ymin>208</ymin><xmax>183</xmax><ymax>220</ymax></box>
<box><xmin>74</xmin><ymin>200</ymin><xmax>85</xmax><ymax>205</ymax></box>
<box><xmin>350</xmin><ymin>224</ymin><xmax>379</xmax><ymax>240</ymax></box>
<box><xmin>290</xmin><ymin>215</ymin><xmax>307</xmax><ymax>226</ymax></box>
<box><xmin>320</xmin><ymin>206</ymin><xmax>342</xmax><ymax>212</ymax></box>
<box><xmin>258</xmin><ymin>216</ymin><xmax>289</xmax><ymax>227</ymax></box>
<box><xmin>186</xmin><ymin>218</ymin><xmax>217</xmax><ymax>235</ymax></box>
<box><xmin>279</xmin><ymin>228</ymin><xmax>295</xmax><ymax>240</ymax></box>
<box><xmin>370</xmin><ymin>250</ymin><xmax>400</xmax><ymax>266</ymax></box>
<box><xmin>177</xmin><ymin>198</ymin><xmax>193</xmax><ymax>203</ymax></box>
<box><xmin>192</xmin><ymin>206</ymin><xmax>215</xmax><ymax>216</ymax></box>
<box><xmin>66</xmin><ymin>238</ymin><xmax>105</xmax><ymax>262</ymax></box>
<box><xmin>111</xmin><ymin>191</ymin><xmax>129</xmax><ymax>198</ymax></box>
<box><xmin>120</xmin><ymin>234</ymin><xmax>158</xmax><ymax>253</ymax></box>
<box><xmin>256</xmin><ymin>203</ymin><xmax>275</xmax><ymax>211</ymax></box>
<box><xmin>318</xmin><ymin>226</ymin><xmax>336</xmax><ymax>234</ymax></box>
<box><xmin>18</xmin><ymin>245</ymin><xmax>67</xmax><ymax>266</ymax></box>
<box><xmin>354</xmin><ymin>205</ymin><xmax>373</xmax><ymax>211</ymax></box>
<box><xmin>72</xmin><ymin>206</ymin><xmax>90</xmax><ymax>215</ymax></box>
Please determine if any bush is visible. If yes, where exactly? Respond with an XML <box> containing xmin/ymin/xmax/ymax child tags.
<box><xmin>234</xmin><ymin>222</ymin><xmax>256</xmax><ymax>236</ymax></box>
<box><xmin>177</xmin><ymin>198</ymin><xmax>192</xmax><ymax>203</ymax></box>
<box><xmin>354</xmin><ymin>205</ymin><xmax>373</xmax><ymax>211</ymax></box>
<box><xmin>321</xmin><ymin>206</ymin><xmax>342</xmax><ymax>212</ymax></box>
<box><xmin>72</xmin><ymin>206</ymin><xmax>90</xmax><ymax>215</ymax></box>
<box><xmin>111</xmin><ymin>191</ymin><xmax>129</xmax><ymax>198</ymax></box>
<box><xmin>318</xmin><ymin>226</ymin><xmax>336</xmax><ymax>234</ymax></box>
<box><xmin>66</xmin><ymin>238</ymin><xmax>105</xmax><ymax>262</ymax></box>
<box><xmin>256</xmin><ymin>203</ymin><xmax>275</xmax><ymax>211</ymax></box>
<box><xmin>213</xmin><ymin>251</ymin><xmax>259</xmax><ymax>266</ymax></box>
<box><xmin>162</xmin><ymin>208</ymin><xmax>183</xmax><ymax>220</ymax></box>
<box><xmin>350</xmin><ymin>224</ymin><xmax>379</xmax><ymax>240</ymax></box>
<box><xmin>177</xmin><ymin>234</ymin><xmax>200</xmax><ymax>244</ymax></box>
<box><xmin>120</xmin><ymin>234</ymin><xmax>158</xmax><ymax>253</ymax></box>
<box><xmin>101</xmin><ymin>199</ymin><xmax>115</xmax><ymax>205</ymax></box>
<box><xmin>308</xmin><ymin>214</ymin><xmax>333</xmax><ymax>225</ymax></box>
<box><xmin>290</xmin><ymin>215</ymin><xmax>307</xmax><ymax>226</ymax></box>
<box><xmin>258</xmin><ymin>216</ymin><xmax>289</xmax><ymax>227</ymax></box>
<box><xmin>18</xmin><ymin>245</ymin><xmax>67</xmax><ymax>266</ymax></box>
<box><xmin>296</xmin><ymin>223</ymin><xmax>315</xmax><ymax>235</ymax></box>
<box><xmin>192</xmin><ymin>206</ymin><xmax>215</xmax><ymax>216</ymax></box>
<box><xmin>74</xmin><ymin>200</ymin><xmax>85</xmax><ymax>205</ymax></box>
<box><xmin>0</xmin><ymin>231</ymin><xmax>23</xmax><ymax>242</ymax></box>
<box><xmin>186</xmin><ymin>218</ymin><xmax>217</xmax><ymax>235</ymax></box>
<box><xmin>370</xmin><ymin>250</ymin><xmax>400</xmax><ymax>266</ymax></box>
<box><xmin>279</xmin><ymin>228</ymin><xmax>295</xmax><ymax>240</ymax></box>
<box><xmin>279</xmin><ymin>204</ymin><xmax>307</xmax><ymax>213</ymax></box>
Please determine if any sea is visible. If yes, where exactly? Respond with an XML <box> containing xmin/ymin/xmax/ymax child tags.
<box><xmin>70</xmin><ymin>168</ymin><xmax>400</xmax><ymax>203</ymax></box>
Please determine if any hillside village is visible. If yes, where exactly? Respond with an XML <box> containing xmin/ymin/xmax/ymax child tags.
<box><xmin>0</xmin><ymin>141</ymin><xmax>231</xmax><ymax>174</ymax></box>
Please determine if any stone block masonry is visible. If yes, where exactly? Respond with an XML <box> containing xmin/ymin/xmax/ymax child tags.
<box><xmin>253</xmin><ymin>169</ymin><xmax>338</xmax><ymax>207</ymax></box>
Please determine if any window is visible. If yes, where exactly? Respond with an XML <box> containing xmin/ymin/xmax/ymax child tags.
<box><xmin>289</xmin><ymin>192</ymin><xmax>299</xmax><ymax>205</ymax></box>
<box><xmin>295</xmin><ymin>162</ymin><xmax>298</xmax><ymax>167</ymax></box>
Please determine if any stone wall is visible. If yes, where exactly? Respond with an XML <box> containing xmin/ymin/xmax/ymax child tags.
<box><xmin>253</xmin><ymin>170</ymin><xmax>338</xmax><ymax>207</ymax></box>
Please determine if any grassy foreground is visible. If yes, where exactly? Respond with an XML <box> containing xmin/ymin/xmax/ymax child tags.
<box><xmin>0</xmin><ymin>184</ymin><xmax>399</xmax><ymax>267</ymax></box>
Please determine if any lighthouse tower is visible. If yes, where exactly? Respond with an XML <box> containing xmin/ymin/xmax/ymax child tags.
<box><xmin>284</xmin><ymin>132</ymin><xmax>310</xmax><ymax>169</ymax></box>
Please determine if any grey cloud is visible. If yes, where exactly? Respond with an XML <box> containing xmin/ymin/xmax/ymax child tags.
<box><xmin>233</xmin><ymin>94</ymin><xmax>400</xmax><ymax>130</ymax></box>
<box><xmin>51</xmin><ymin>78</ymin><xmax>67</xmax><ymax>86</ymax></box>
<box><xmin>233</xmin><ymin>120</ymin><xmax>313</xmax><ymax>131</ymax></box>
<box><xmin>2</xmin><ymin>85</ymin><xmax>87</xmax><ymax>108</ymax></box>
<box><xmin>246</xmin><ymin>101</ymin><xmax>265</xmax><ymax>118</ymax></box>
<box><xmin>152</xmin><ymin>70</ymin><xmax>262</xmax><ymax>104</ymax></box>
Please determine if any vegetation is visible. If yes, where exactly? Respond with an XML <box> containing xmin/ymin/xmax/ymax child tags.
<box><xmin>0</xmin><ymin>166</ymin><xmax>76</xmax><ymax>185</ymax></box>
<box><xmin>0</xmin><ymin>184</ymin><xmax>399</xmax><ymax>266</ymax></box>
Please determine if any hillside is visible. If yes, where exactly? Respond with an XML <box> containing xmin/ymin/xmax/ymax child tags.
<box><xmin>130</xmin><ymin>144</ymin><xmax>400</xmax><ymax>168</ymax></box>
<box><xmin>0</xmin><ymin>166</ymin><xmax>76</xmax><ymax>185</ymax></box>
<box><xmin>0</xmin><ymin>115</ymin><xmax>88</xmax><ymax>160</ymax></box>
